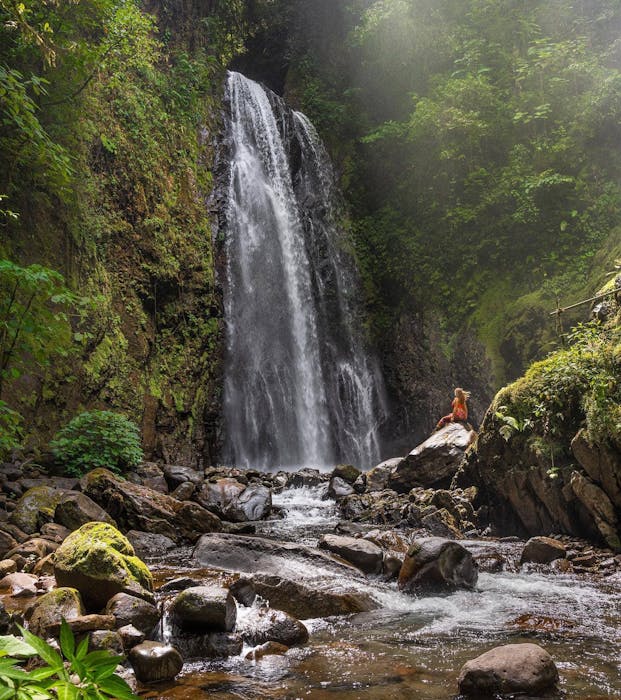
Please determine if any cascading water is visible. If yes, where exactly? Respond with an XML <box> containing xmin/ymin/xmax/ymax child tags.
<box><xmin>222</xmin><ymin>71</ymin><xmax>386</xmax><ymax>470</ymax></box>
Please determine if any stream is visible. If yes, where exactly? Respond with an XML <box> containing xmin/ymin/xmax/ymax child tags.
<box><xmin>142</xmin><ymin>486</ymin><xmax>621</xmax><ymax>699</ymax></box>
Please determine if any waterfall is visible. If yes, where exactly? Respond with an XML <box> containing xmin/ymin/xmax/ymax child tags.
<box><xmin>222</xmin><ymin>71</ymin><xmax>386</xmax><ymax>470</ymax></box>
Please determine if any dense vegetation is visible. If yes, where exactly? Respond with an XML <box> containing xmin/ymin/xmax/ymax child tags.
<box><xmin>236</xmin><ymin>0</ymin><xmax>621</xmax><ymax>383</ymax></box>
<box><xmin>2</xmin><ymin>0</ymin><xmax>621</xmax><ymax>457</ymax></box>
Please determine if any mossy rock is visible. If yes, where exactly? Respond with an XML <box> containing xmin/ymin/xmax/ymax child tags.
<box><xmin>28</xmin><ymin>587</ymin><xmax>85</xmax><ymax>638</ymax></box>
<box><xmin>54</xmin><ymin>522</ymin><xmax>153</xmax><ymax>611</ymax></box>
<box><xmin>9</xmin><ymin>487</ymin><xmax>66</xmax><ymax>535</ymax></box>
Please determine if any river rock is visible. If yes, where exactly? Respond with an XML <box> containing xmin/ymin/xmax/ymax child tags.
<box><xmin>251</xmin><ymin>574</ymin><xmax>376</xmax><ymax>619</ymax></box>
<box><xmin>169</xmin><ymin>585</ymin><xmax>236</xmax><ymax>632</ymax></box>
<box><xmin>117</xmin><ymin>624</ymin><xmax>145</xmax><ymax>650</ymax></box>
<box><xmin>54</xmin><ymin>492</ymin><xmax>116</xmax><ymax>531</ymax></box>
<box><xmin>163</xmin><ymin>464</ymin><xmax>203</xmax><ymax>488</ymax></box>
<box><xmin>89</xmin><ymin>629</ymin><xmax>124</xmax><ymax>654</ymax></box>
<box><xmin>40</xmin><ymin>523</ymin><xmax>72</xmax><ymax>543</ymax></box>
<box><xmin>0</xmin><ymin>572</ymin><xmax>39</xmax><ymax>597</ymax></box>
<box><xmin>420</xmin><ymin>508</ymin><xmax>463</xmax><ymax>539</ymax></box>
<box><xmin>46</xmin><ymin>614</ymin><xmax>116</xmax><ymax>636</ymax></box>
<box><xmin>128</xmin><ymin>641</ymin><xmax>183</xmax><ymax>683</ymax></box>
<box><xmin>520</xmin><ymin>536</ymin><xmax>566</xmax><ymax>565</ymax></box>
<box><xmin>245</xmin><ymin>641</ymin><xmax>289</xmax><ymax>660</ymax></box>
<box><xmin>126</xmin><ymin>531</ymin><xmax>176</xmax><ymax>559</ymax></box>
<box><xmin>389</xmin><ymin>423</ymin><xmax>473</xmax><ymax>492</ymax></box>
<box><xmin>398</xmin><ymin>537</ymin><xmax>478</xmax><ymax>593</ymax></box>
<box><xmin>236</xmin><ymin>607</ymin><xmax>308</xmax><ymax>647</ymax></box>
<box><xmin>318</xmin><ymin>534</ymin><xmax>383</xmax><ymax>574</ymax></box>
<box><xmin>81</xmin><ymin>468</ymin><xmax>221</xmax><ymax>542</ymax></box>
<box><xmin>0</xmin><ymin>530</ymin><xmax>18</xmax><ymax>558</ymax></box>
<box><xmin>170</xmin><ymin>482</ymin><xmax>196</xmax><ymax>500</ymax></box>
<box><xmin>131</xmin><ymin>462</ymin><xmax>168</xmax><ymax>493</ymax></box>
<box><xmin>458</xmin><ymin>643</ymin><xmax>559</xmax><ymax>696</ymax></box>
<box><xmin>197</xmin><ymin>479</ymin><xmax>272</xmax><ymax>521</ymax></box>
<box><xmin>0</xmin><ymin>560</ymin><xmax>17</xmax><ymax>577</ymax></box>
<box><xmin>288</xmin><ymin>468</ymin><xmax>327</xmax><ymax>488</ymax></box>
<box><xmin>365</xmin><ymin>459</ymin><xmax>400</xmax><ymax>492</ymax></box>
<box><xmin>105</xmin><ymin>592</ymin><xmax>160</xmax><ymax>635</ymax></box>
<box><xmin>9</xmin><ymin>486</ymin><xmax>66</xmax><ymax>534</ymax></box>
<box><xmin>28</xmin><ymin>587</ymin><xmax>85</xmax><ymax>637</ymax></box>
<box><xmin>327</xmin><ymin>476</ymin><xmax>355</xmax><ymax>500</ymax></box>
<box><xmin>53</xmin><ymin>522</ymin><xmax>153</xmax><ymax>610</ymax></box>
<box><xmin>332</xmin><ymin>464</ymin><xmax>361</xmax><ymax>484</ymax></box>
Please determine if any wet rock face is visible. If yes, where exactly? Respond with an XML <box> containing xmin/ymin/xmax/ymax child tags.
<box><xmin>128</xmin><ymin>641</ymin><xmax>183</xmax><ymax>683</ymax></box>
<box><xmin>455</xmin><ymin>410</ymin><xmax>621</xmax><ymax>551</ymax></box>
<box><xmin>389</xmin><ymin>423</ymin><xmax>474</xmax><ymax>492</ymax></box>
<box><xmin>53</xmin><ymin>522</ymin><xmax>153</xmax><ymax>610</ymax></box>
<box><xmin>398</xmin><ymin>537</ymin><xmax>478</xmax><ymax>593</ymax></box>
<box><xmin>169</xmin><ymin>585</ymin><xmax>236</xmax><ymax>632</ymax></box>
<box><xmin>458</xmin><ymin>643</ymin><xmax>559</xmax><ymax>697</ymax></box>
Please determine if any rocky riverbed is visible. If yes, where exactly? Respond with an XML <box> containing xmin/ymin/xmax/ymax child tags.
<box><xmin>1</xmin><ymin>426</ymin><xmax>620</xmax><ymax>698</ymax></box>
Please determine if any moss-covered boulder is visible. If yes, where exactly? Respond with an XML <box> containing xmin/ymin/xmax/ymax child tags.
<box><xmin>28</xmin><ymin>587</ymin><xmax>84</xmax><ymax>638</ymax></box>
<box><xmin>53</xmin><ymin>522</ymin><xmax>153</xmax><ymax>610</ymax></box>
<box><xmin>9</xmin><ymin>487</ymin><xmax>66</xmax><ymax>535</ymax></box>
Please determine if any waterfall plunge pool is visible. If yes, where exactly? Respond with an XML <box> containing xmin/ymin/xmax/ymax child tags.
<box><xmin>143</xmin><ymin>487</ymin><xmax>621</xmax><ymax>700</ymax></box>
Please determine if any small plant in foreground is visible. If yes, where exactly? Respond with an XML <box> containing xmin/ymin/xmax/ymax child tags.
<box><xmin>0</xmin><ymin>619</ymin><xmax>138</xmax><ymax>699</ymax></box>
<box><xmin>50</xmin><ymin>410</ymin><xmax>143</xmax><ymax>477</ymax></box>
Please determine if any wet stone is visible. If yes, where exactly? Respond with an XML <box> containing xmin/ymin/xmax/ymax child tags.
<box><xmin>128</xmin><ymin>641</ymin><xmax>183</xmax><ymax>683</ymax></box>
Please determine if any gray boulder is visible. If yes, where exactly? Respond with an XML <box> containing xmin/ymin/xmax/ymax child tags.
<box><xmin>105</xmin><ymin>592</ymin><xmax>160</xmax><ymax>636</ymax></box>
<box><xmin>235</xmin><ymin>607</ymin><xmax>308</xmax><ymax>647</ymax></box>
<box><xmin>458</xmin><ymin>643</ymin><xmax>559</xmax><ymax>697</ymax></box>
<box><xmin>169</xmin><ymin>585</ymin><xmax>236</xmax><ymax>632</ymax></box>
<box><xmin>389</xmin><ymin>423</ymin><xmax>473</xmax><ymax>491</ymax></box>
<box><xmin>520</xmin><ymin>537</ymin><xmax>566</xmax><ymax>565</ymax></box>
<box><xmin>398</xmin><ymin>537</ymin><xmax>478</xmax><ymax>593</ymax></box>
<box><xmin>318</xmin><ymin>534</ymin><xmax>383</xmax><ymax>574</ymax></box>
<box><xmin>54</xmin><ymin>492</ymin><xmax>116</xmax><ymax>531</ymax></box>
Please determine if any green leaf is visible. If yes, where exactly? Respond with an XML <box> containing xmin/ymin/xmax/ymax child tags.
<box><xmin>18</xmin><ymin>627</ymin><xmax>63</xmax><ymax>670</ymax></box>
<box><xmin>0</xmin><ymin>635</ymin><xmax>37</xmax><ymax>657</ymax></box>
<box><xmin>59</xmin><ymin>620</ymin><xmax>75</xmax><ymax>661</ymax></box>
<box><xmin>96</xmin><ymin>674</ymin><xmax>140</xmax><ymax>700</ymax></box>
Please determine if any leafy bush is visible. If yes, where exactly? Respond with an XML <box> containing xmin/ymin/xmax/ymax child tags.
<box><xmin>50</xmin><ymin>410</ymin><xmax>143</xmax><ymax>476</ymax></box>
<box><xmin>0</xmin><ymin>619</ymin><xmax>138</xmax><ymax>699</ymax></box>
<box><xmin>0</xmin><ymin>400</ymin><xmax>22</xmax><ymax>460</ymax></box>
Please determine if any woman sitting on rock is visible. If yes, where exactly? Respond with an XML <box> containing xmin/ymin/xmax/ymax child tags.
<box><xmin>436</xmin><ymin>387</ymin><xmax>470</xmax><ymax>429</ymax></box>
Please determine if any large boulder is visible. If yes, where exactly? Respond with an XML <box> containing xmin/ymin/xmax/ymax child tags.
<box><xmin>196</xmin><ymin>479</ymin><xmax>272</xmax><ymax>522</ymax></box>
<box><xmin>365</xmin><ymin>459</ymin><xmax>400</xmax><ymax>492</ymax></box>
<box><xmin>318</xmin><ymin>534</ymin><xmax>383</xmax><ymax>575</ymax></box>
<box><xmin>194</xmin><ymin>534</ymin><xmax>377</xmax><ymax>619</ymax></box>
<box><xmin>80</xmin><ymin>468</ymin><xmax>221</xmax><ymax>543</ymax></box>
<box><xmin>169</xmin><ymin>585</ymin><xmax>236</xmax><ymax>632</ymax></box>
<box><xmin>398</xmin><ymin>537</ymin><xmax>478</xmax><ymax>593</ymax></box>
<box><xmin>28</xmin><ymin>587</ymin><xmax>85</xmax><ymax>638</ymax></box>
<box><xmin>520</xmin><ymin>537</ymin><xmax>566</xmax><ymax>565</ymax></box>
<box><xmin>53</xmin><ymin>522</ymin><xmax>153</xmax><ymax>610</ymax></box>
<box><xmin>458</xmin><ymin>643</ymin><xmax>559</xmax><ymax>697</ymax></box>
<box><xmin>54</xmin><ymin>492</ymin><xmax>116</xmax><ymax>532</ymax></box>
<box><xmin>570</xmin><ymin>471</ymin><xmax>621</xmax><ymax>551</ymax></box>
<box><xmin>389</xmin><ymin>423</ymin><xmax>473</xmax><ymax>492</ymax></box>
<box><xmin>9</xmin><ymin>487</ymin><xmax>66</xmax><ymax>534</ymax></box>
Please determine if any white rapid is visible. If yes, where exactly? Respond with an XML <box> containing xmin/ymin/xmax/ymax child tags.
<box><xmin>222</xmin><ymin>72</ymin><xmax>386</xmax><ymax>471</ymax></box>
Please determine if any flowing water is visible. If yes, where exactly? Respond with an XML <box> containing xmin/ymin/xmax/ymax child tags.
<box><xmin>222</xmin><ymin>72</ymin><xmax>386</xmax><ymax>471</ymax></box>
<box><xmin>147</xmin><ymin>488</ymin><xmax>621</xmax><ymax>700</ymax></box>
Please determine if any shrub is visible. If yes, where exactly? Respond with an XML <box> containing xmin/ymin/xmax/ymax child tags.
<box><xmin>51</xmin><ymin>410</ymin><xmax>143</xmax><ymax>477</ymax></box>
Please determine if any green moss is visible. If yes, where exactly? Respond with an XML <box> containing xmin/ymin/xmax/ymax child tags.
<box><xmin>9</xmin><ymin>486</ymin><xmax>66</xmax><ymax>535</ymax></box>
<box><xmin>55</xmin><ymin>521</ymin><xmax>153</xmax><ymax>593</ymax></box>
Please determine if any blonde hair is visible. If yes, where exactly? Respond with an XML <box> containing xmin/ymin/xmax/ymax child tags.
<box><xmin>454</xmin><ymin>387</ymin><xmax>470</xmax><ymax>403</ymax></box>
